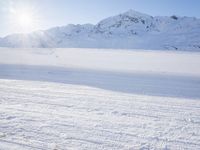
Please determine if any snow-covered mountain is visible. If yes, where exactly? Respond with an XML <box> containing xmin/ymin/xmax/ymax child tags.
<box><xmin>0</xmin><ymin>10</ymin><xmax>200</xmax><ymax>50</ymax></box>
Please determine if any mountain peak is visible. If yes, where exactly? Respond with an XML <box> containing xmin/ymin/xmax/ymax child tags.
<box><xmin>96</xmin><ymin>10</ymin><xmax>152</xmax><ymax>28</ymax></box>
<box><xmin>0</xmin><ymin>10</ymin><xmax>200</xmax><ymax>51</ymax></box>
<box><xmin>121</xmin><ymin>9</ymin><xmax>151</xmax><ymax>18</ymax></box>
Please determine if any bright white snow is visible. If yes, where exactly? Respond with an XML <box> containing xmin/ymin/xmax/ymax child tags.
<box><xmin>1</xmin><ymin>48</ymin><xmax>200</xmax><ymax>76</ymax></box>
<box><xmin>0</xmin><ymin>79</ymin><xmax>200</xmax><ymax>150</ymax></box>
<box><xmin>0</xmin><ymin>48</ymin><xmax>200</xmax><ymax>149</ymax></box>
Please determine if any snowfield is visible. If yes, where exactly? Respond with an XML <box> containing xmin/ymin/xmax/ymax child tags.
<box><xmin>0</xmin><ymin>48</ymin><xmax>200</xmax><ymax>149</ymax></box>
<box><xmin>1</xmin><ymin>79</ymin><xmax>200</xmax><ymax>150</ymax></box>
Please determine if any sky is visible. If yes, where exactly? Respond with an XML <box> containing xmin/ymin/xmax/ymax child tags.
<box><xmin>0</xmin><ymin>0</ymin><xmax>200</xmax><ymax>37</ymax></box>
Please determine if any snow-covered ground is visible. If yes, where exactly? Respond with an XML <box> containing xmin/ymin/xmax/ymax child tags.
<box><xmin>1</xmin><ymin>48</ymin><xmax>200</xmax><ymax>76</ymax></box>
<box><xmin>1</xmin><ymin>79</ymin><xmax>200</xmax><ymax>150</ymax></box>
<box><xmin>0</xmin><ymin>48</ymin><xmax>200</xmax><ymax>149</ymax></box>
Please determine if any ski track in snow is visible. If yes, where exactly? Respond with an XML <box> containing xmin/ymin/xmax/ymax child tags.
<box><xmin>0</xmin><ymin>48</ymin><xmax>200</xmax><ymax>149</ymax></box>
<box><xmin>0</xmin><ymin>79</ymin><xmax>200</xmax><ymax>150</ymax></box>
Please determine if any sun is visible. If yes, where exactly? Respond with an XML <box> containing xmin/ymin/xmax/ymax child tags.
<box><xmin>16</xmin><ymin>13</ymin><xmax>34</xmax><ymax>28</ymax></box>
<box><xmin>9</xmin><ymin>4</ymin><xmax>40</xmax><ymax>33</ymax></box>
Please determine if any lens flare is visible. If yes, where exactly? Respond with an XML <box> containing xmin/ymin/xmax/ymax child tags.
<box><xmin>16</xmin><ymin>12</ymin><xmax>34</xmax><ymax>28</ymax></box>
<box><xmin>8</xmin><ymin>2</ymin><xmax>40</xmax><ymax>33</ymax></box>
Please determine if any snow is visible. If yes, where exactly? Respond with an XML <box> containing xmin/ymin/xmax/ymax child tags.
<box><xmin>0</xmin><ymin>48</ymin><xmax>200</xmax><ymax>149</ymax></box>
<box><xmin>1</xmin><ymin>48</ymin><xmax>200</xmax><ymax>76</ymax></box>
<box><xmin>0</xmin><ymin>10</ymin><xmax>200</xmax><ymax>50</ymax></box>
<box><xmin>0</xmin><ymin>80</ymin><xmax>200</xmax><ymax>149</ymax></box>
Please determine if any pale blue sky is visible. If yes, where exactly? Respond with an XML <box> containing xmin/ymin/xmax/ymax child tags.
<box><xmin>0</xmin><ymin>0</ymin><xmax>200</xmax><ymax>37</ymax></box>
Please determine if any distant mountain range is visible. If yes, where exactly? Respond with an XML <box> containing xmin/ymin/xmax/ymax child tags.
<box><xmin>0</xmin><ymin>10</ymin><xmax>200</xmax><ymax>50</ymax></box>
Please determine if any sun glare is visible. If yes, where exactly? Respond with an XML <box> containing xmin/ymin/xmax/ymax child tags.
<box><xmin>16</xmin><ymin>13</ymin><xmax>34</xmax><ymax>28</ymax></box>
<box><xmin>9</xmin><ymin>4</ymin><xmax>40</xmax><ymax>33</ymax></box>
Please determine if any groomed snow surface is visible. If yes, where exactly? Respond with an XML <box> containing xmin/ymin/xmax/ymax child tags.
<box><xmin>0</xmin><ymin>48</ymin><xmax>200</xmax><ymax>149</ymax></box>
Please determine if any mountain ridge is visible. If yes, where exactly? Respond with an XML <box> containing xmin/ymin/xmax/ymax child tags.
<box><xmin>0</xmin><ymin>9</ymin><xmax>200</xmax><ymax>51</ymax></box>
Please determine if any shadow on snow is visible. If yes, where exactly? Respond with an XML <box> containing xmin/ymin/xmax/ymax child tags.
<box><xmin>1</xmin><ymin>64</ymin><xmax>200</xmax><ymax>99</ymax></box>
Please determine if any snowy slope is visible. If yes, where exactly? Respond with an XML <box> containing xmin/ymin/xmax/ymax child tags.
<box><xmin>0</xmin><ymin>10</ymin><xmax>200</xmax><ymax>50</ymax></box>
<box><xmin>0</xmin><ymin>48</ymin><xmax>200</xmax><ymax>149</ymax></box>
<box><xmin>0</xmin><ymin>79</ymin><xmax>200</xmax><ymax>150</ymax></box>
<box><xmin>1</xmin><ymin>48</ymin><xmax>200</xmax><ymax>76</ymax></box>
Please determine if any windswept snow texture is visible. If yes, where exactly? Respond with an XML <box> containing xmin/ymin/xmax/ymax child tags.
<box><xmin>0</xmin><ymin>10</ymin><xmax>200</xmax><ymax>50</ymax></box>
<box><xmin>0</xmin><ymin>48</ymin><xmax>200</xmax><ymax>149</ymax></box>
<box><xmin>1</xmin><ymin>79</ymin><xmax>200</xmax><ymax>150</ymax></box>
